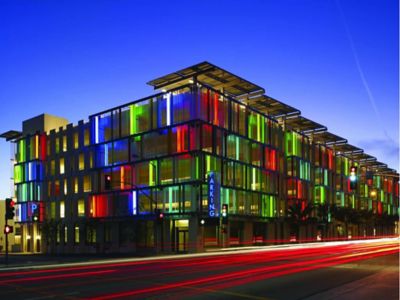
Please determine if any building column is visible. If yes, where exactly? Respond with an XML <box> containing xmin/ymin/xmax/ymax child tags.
<box><xmin>266</xmin><ymin>222</ymin><xmax>275</xmax><ymax>244</ymax></box>
<box><xmin>155</xmin><ymin>220</ymin><xmax>163</xmax><ymax>254</ymax></box>
<box><xmin>162</xmin><ymin>219</ymin><xmax>172</xmax><ymax>253</ymax></box>
<box><xmin>110</xmin><ymin>222</ymin><xmax>119</xmax><ymax>253</ymax></box>
<box><xmin>242</xmin><ymin>221</ymin><xmax>253</xmax><ymax>246</ymax></box>
<box><xmin>189</xmin><ymin>216</ymin><xmax>203</xmax><ymax>253</ymax></box>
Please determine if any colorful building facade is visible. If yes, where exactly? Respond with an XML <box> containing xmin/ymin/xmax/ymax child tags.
<box><xmin>3</xmin><ymin>62</ymin><xmax>399</xmax><ymax>253</ymax></box>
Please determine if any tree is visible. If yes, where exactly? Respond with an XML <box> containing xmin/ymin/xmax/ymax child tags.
<box><xmin>331</xmin><ymin>205</ymin><xmax>362</xmax><ymax>238</ymax></box>
<box><xmin>316</xmin><ymin>203</ymin><xmax>333</xmax><ymax>240</ymax></box>
<box><xmin>287</xmin><ymin>201</ymin><xmax>314</xmax><ymax>241</ymax></box>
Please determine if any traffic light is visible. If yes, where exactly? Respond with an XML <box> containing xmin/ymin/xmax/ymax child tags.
<box><xmin>349</xmin><ymin>166</ymin><xmax>357</xmax><ymax>191</ymax></box>
<box><xmin>32</xmin><ymin>207</ymin><xmax>39</xmax><ymax>222</ymax></box>
<box><xmin>154</xmin><ymin>208</ymin><xmax>164</xmax><ymax>223</ymax></box>
<box><xmin>5</xmin><ymin>198</ymin><xmax>15</xmax><ymax>220</ymax></box>
<box><xmin>4</xmin><ymin>225</ymin><xmax>13</xmax><ymax>234</ymax></box>
<box><xmin>104</xmin><ymin>175</ymin><xmax>111</xmax><ymax>190</ymax></box>
<box><xmin>221</xmin><ymin>204</ymin><xmax>228</xmax><ymax>225</ymax></box>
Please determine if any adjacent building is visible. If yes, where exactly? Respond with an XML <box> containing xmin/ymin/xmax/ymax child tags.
<box><xmin>1</xmin><ymin>62</ymin><xmax>399</xmax><ymax>254</ymax></box>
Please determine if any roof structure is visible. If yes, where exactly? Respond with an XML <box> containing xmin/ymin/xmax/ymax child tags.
<box><xmin>147</xmin><ymin>61</ymin><xmax>265</xmax><ymax>98</ymax></box>
<box><xmin>332</xmin><ymin>143</ymin><xmax>363</xmax><ymax>154</ymax></box>
<box><xmin>147</xmin><ymin>62</ymin><xmax>397</xmax><ymax>175</ymax></box>
<box><xmin>306</xmin><ymin>131</ymin><xmax>347</xmax><ymax>145</ymax></box>
<box><xmin>348</xmin><ymin>152</ymin><xmax>376</xmax><ymax>162</ymax></box>
<box><xmin>283</xmin><ymin>115</ymin><xmax>326</xmax><ymax>133</ymax></box>
<box><xmin>0</xmin><ymin>130</ymin><xmax>22</xmax><ymax>141</ymax></box>
<box><xmin>243</xmin><ymin>95</ymin><xmax>300</xmax><ymax>117</ymax></box>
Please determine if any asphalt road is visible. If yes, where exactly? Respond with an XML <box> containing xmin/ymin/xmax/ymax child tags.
<box><xmin>0</xmin><ymin>239</ymin><xmax>398</xmax><ymax>300</ymax></box>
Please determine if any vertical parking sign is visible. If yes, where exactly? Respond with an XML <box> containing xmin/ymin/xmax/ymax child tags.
<box><xmin>208</xmin><ymin>172</ymin><xmax>220</xmax><ymax>217</ymax></box>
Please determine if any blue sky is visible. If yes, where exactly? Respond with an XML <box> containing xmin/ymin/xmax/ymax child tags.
<box><xmin>0</xmin><ymin>0</ymin><xmax>398</xmax><ymax>199</ymax></box>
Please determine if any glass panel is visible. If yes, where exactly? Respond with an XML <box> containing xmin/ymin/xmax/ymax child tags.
<box><xmin>172</xmin><ymin>90</ymin><xmax>192</xmax><ymax>124</ymax></box>
<box><xmin>83</xmin><ymin>175</ymin><xmax>91</xmax><ymax>192</ymax></box>
<box><xmin>98</xmin><ymin>112</ymin><xmax>112</xmax><ymax>143</ymax></box>
<box><xmin>78</xmin><ymin>200</ymin><xmax>85</xmax><ymax>217</ymax></box>
<box><xmin>131</xmin><ymin>100</ymin><xmax>151</xmax><ymax>134</ymax></box>
<box><xmin>176</xmin><ymin>155</ymin><xmax>192</xmax><ymax>182</ymax></box>
<box><xmin>160</xmin><ymin>158</ymin><xmax>173</xmax><ymax>185</ymax></box>
<box><xmin>142</xmin><ymin>131</ymin><xmax>169</xmax><ymax>158</ymax></box>
<box><xmin>202</xmin><ymin>124</ymin><xmax>212</xmax><ymax>153</ymax></box>
<box><xmin>113</xmin><ymin>139</ymin><xmax>129</xmax><ymax>164</ymax></box>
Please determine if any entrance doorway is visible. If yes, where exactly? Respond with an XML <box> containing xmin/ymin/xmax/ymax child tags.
<box><xmin>176</xmin><ymin>229</ymin><xmax>188</xmax><ymax>252</ymax></box>
<box><xmin>174</xmin><ymin>219</ymin><xmax>188</xmax><ymax>253</ymax></box>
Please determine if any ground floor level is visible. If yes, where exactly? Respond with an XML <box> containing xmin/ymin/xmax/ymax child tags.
<box><xmin>12</xmin><ymin>217</ymin><xmax>399</xmax><ymax>254</ymax></box>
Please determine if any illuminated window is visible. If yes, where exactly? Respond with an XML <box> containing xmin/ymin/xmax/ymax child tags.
<box><xmin>50</xmin><ymin>202</ymin><xmax>56</xmax><ymax>219</ymax></box>
<box><xmin>84</xmin><ymin>128</ymin><xmax>90</xmax><ymax>146</ymax></box>
<box><xmin>74</xmin><ymin>225</ymin><xmax>80</xmax><ymax>244</ymax></box>
<box><xmin>79</xmin><ymin>153</ymin><xmax>84</xmax><ymax>170</ymax></box>
<box><xmin>113</xmin><ymin>140</ymin><xmax>129</xmax><ymax>164</ymax></box>
<box><xmin>74</xmin><ymin>177</ymin><xmax>79</xmax><ymax>193</ymax></box>
<box><xmin>160</xmin><ymin>158</ymin><xmax>173</xmax><ymax>184</ymax></box>
<box><xmin>121</xmin><ymin>106</ymin><xmax>131</xmax><ymax>137</ymax></box>
<box><xmin>83</xmin><ymin>175</ymin><xmax>91</xmax><ymax>192</ymax></box>
<box><xmin>64</xmin><ymin>179</ymin><xmax>68</xmax><ymax>195</ymax></box>
<box><xmin>56</xmin><ymin>224</ymin><xmax>60</xmax><ymax>244</ymax></box>
<box><xmin>64</xmin><ymin>225</ymin><xmax>68</xmax><ymax>244</ymax></box>
<box><xmin>55</xmin><ymin>138</ymin><xmax>60</xmax><ymax>153</ymax></box>
<box><xmin>62</xmin><ymin>136</ymin><xmax>67</xmax><ymax>152</ymax></box>
<box><xmin>55</xmin><ymin>180</ymin><xmax>60</xmax><ymax>196</ymax></box>
<box><xmin>176</xmin><ymin>155</ymin><xmax>191</xmax><ymax>182</ymax></box>
<box><xmin>59</xmin><ymin>158</ymin><xmax>65</xmax><ymax>174</ymax></box>
<box><xmin>78</xmin><ymin>200</ymin><xmax>85</xmax><ymax>217</ymax></box>
<box><xmin>74</xmin><ymin>132</ymin><xmax>79</xmax><ymax>149</ymax></box>
<box><xmin>60</xmin><ymin>201</ymin><xmax>65</xmax><ymax>218</ymax></box>
<box><xmin>89</xmin><ymin>152</ymin><xmax>93</xmax><ymax>168</ymax></box>
<box><xmin>14</xmin><ymin>165</ymin><xmax>23</xmax><ymax>183</ymax></box>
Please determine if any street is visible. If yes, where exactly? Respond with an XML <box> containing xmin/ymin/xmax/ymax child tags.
<box><xmin>0</xmin><ymin>238</ymin><xmax>398</xmax><ymax>300</ymax></box>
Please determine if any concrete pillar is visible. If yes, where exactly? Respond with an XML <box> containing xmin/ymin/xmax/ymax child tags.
<box><xmin>110</xmin><ymin>222</ymin><xmax>119</xmax><ymax>252</ymax></box>
<box><xmin>242</xmin><ymin>221</ymin><xmax>253</xmax><ymax>247</ymax></box>
<box><xmin>266</xmin><ymin>222</ymin><xmax>275</xmax><ymax>244</ymax></box>
<box><xmin>154</xmin><ymin>220</ymin><xmax>163</xmax><ymax>254</ymax></box>
<box><xmin>189</xmin><ymin>217</ymin><xmax>203</xmax><ymax>253</ymax></box>
<box><xmin>162</xmin><ymin>219</ymin><xmax>172</xmax><ymax>253</ymax></box>
<box><xmin>96</xmin><ymin>222</ymin><xmax>104</xmax><ymax>253</ymax></box>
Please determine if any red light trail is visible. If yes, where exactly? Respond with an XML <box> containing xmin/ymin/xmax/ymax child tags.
<box><xmin>0</xmin><ymin>238</ymin><xmax>397</xmax><ymax>300</ymax></box>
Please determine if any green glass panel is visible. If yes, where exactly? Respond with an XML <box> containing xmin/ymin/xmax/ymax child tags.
<box><xmin>19</xmin><ymin>139</ymin><xmax>26</xmax><ymax>163</ymax></box>
<box><xmin>129</xmin><ymin>104</ymin><xmax>135</xmax><ymax>134</ymax></box>
<box><xmin>14</xmin><ymin>165</ymin><xmax>23</xmax><ymax>183</ymax></box>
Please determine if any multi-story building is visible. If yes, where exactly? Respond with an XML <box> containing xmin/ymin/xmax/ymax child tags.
<box><xmin>1</xmin><ymin>62</ymin><xmax>399</xmax><ymax>254</ymax></box>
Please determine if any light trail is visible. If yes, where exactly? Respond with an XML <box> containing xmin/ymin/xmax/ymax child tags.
<box><xmin>90</xmin><ymin>241</ymin><xmax>398</xmax><ymax>299</ymax></box>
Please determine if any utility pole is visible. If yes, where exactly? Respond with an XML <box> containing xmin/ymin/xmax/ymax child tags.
<box><xmin>4</xmin><ymin>198</ymin><xmax>15</xmax><ymax>266</ymax></box>
<box><xmin>5</xmin><ymin>218</ymin><xmax>8</xmax><ymax>265</ymax></box>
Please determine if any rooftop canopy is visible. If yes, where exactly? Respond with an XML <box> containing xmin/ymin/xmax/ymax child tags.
<box><xmin>306</xmin><ymin>130</ymin><xmax>347</xmax><ymax>145</ymax></box>
<box><xmin>147</xmin><ymin>61</ymin><xmax>265</xmax><ymax>98</ymax></box>
<box><xmin>332</xmin><ymin>143</ymin><xmax>363</xmax><ymax>154</ymax></box>
<box><xmin>348</xmin><ymin>152</ymin><xmax>376</xmax><ymax>162</ymax></box>
<box><xmin>283</xmin><ymin>115</ymin><xmax>326</xmax><ymax>134</ymax></box>
<box><xmin>241</xmin><ymin>95</ymin><xmax>300</xmax><ymax>117</ymax></box>
<box><xmin>0</xmin><ymin>130</ymin><xmax>22</xmax><ymax>141</ymax></box>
